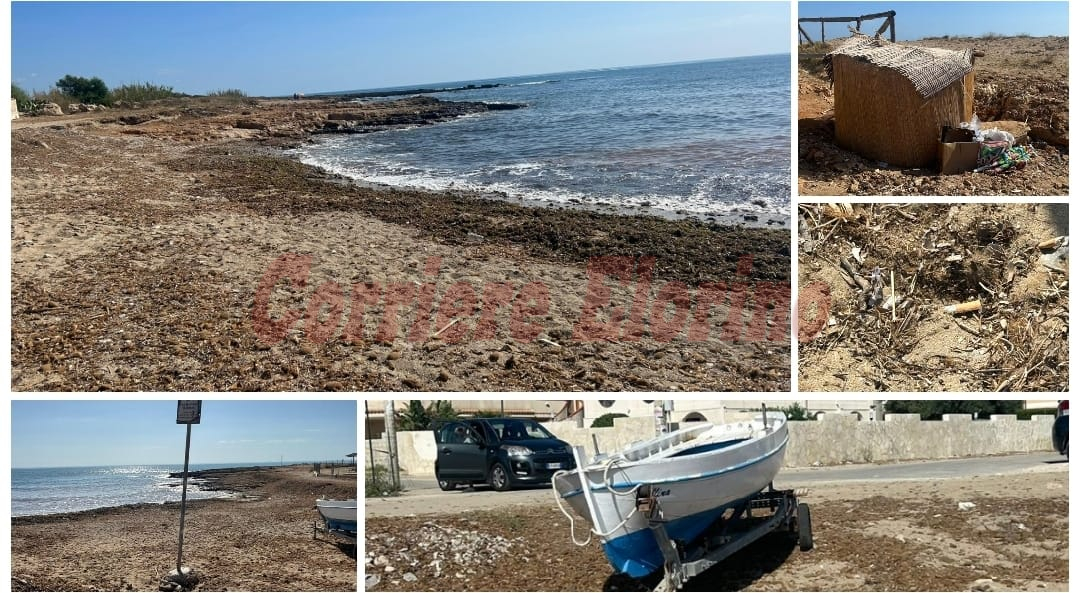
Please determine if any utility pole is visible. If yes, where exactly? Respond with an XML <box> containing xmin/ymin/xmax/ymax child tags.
<box><xmin>365</xmin><ymin>400</ymin><xmax>376</xmax><ymax>475</ymax></box>
<box><xmin>385</xmin><ymin>400</ymin><xmax>401</xmax><ymax>490</ymax></box>
<box><xmin>873</xmin><ymin>400</ymin><xmax>886</xmax><ymax>421</ymax></box>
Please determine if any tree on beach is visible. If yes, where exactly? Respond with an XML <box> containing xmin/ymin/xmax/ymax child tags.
<box><xmin>56</xmin><ymin>74</ymin><xmax>109</xmax><ymax>105</ymax></box>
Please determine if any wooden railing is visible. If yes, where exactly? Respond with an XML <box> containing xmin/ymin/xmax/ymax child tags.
<box><xmin>798</xmin><ymin>10</ymin><xmax>896</xmax><ymax>45</ymax></box>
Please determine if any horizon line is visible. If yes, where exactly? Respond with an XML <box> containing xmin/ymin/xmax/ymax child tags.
<box><xmin>310</xmin><ymin>51</ymin><xmax>789</xmax><ymax>97</ymax></box>
<box><xmin>11</xmin><ymin>459</ymin><xmax>353</xmax><ymax>470</ymax></box>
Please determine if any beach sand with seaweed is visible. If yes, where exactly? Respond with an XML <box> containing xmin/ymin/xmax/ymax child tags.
<box><xmin>11</xmin><ymin>97</ymin><xmax>790</xmax><ymax>391</ymax></box>
<box><xmin>12</xmin><ymin>465</ymin><xmax>357</xmax><ymax>592</ymax></box>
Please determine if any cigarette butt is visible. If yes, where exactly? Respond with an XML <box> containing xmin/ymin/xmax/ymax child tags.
<box><xmin>944</xmin><ymin>300</ymin><xmax>982</xmax><ymax>315</ymax></box>
<box><xmin>1037</xmin><ymin>236</ymin><xmax>1065</xmax><ymax>250</ymax></box>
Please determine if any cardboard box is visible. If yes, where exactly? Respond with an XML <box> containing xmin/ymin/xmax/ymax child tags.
<box><xmin>939</xmin><ymin>127</ymin><xmax>979</xmax><ymax>174</ymax></box>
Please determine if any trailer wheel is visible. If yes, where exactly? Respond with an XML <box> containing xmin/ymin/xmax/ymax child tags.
<box><xmin>797</xmin><ymin>502</ymin><xmax>814</xmax><ymax>551</ymax></box>
<box><xmin>602</xmin><ymin>573</ymin><xmax>654</xmax><ymax>592</ymax></box>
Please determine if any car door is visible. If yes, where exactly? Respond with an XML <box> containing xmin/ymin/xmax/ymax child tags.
<box><xmin>436</xmin><ymin>421</ymin><xmax>488</xmax><ymax>480</ymax></box>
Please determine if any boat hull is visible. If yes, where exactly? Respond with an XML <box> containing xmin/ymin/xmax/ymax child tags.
<box><xmin>316</xmin><ymin>499</ymin><xmax>357</xmax><ymax>532</ymax></box>
<box><xmin>554</xmin><ymin>415</ymin><xmax>788</xmax><ymax>578</ymax></box>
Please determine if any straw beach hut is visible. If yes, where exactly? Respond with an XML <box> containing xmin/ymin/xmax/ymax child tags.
<box><xmin>825</xmin><ymin>34</ymin><xmax>975</xmax><ymax>168</ymax></box>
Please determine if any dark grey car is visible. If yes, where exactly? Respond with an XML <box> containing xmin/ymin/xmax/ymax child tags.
<box><xmin>434</xmin><ymin>418</ymin><xmax>575</xmax><ymax>491</ymax></box>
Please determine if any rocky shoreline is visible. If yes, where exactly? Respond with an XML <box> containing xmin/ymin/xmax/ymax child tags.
<box><xmin>309</xmin><ymin>96</ymin><xmax>524</xmax><ymax>135</ymax></box>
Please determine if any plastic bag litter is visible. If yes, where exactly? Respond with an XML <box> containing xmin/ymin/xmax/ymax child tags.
<box><xmin>981</xmin><ymin>129</ymin><xmax>1015</xmax><ymax>147</ymax></box>
<box><xmin>974</xmin><ymin>142</ymin><xmax>1035</xmax><ymax>174</ymax></box>
<box><xmin>1039</xmin><ymin>236</ymin><xmax>1068</xmax><ymax>272</ymax></box>
<box><xmin>961</xmin><ymin>115</ymin><xmax>1015</xmax><ymax>146</ymax></box>
<box><xmin>960</xmin><ymin>114</ymin><xmax>981</xmax><ymax>134</ymax></box>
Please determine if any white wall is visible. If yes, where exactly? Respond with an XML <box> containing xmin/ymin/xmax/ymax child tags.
<box><xmin>369</xmin><ymin>414</ymin><xmax>1057</xmax><ymax>476</ymax></box>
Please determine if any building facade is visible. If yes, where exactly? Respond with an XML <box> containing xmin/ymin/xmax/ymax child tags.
<box><xmin>582</xmin><ymin>399</ymin><xmax>878</xmax><ymax>426</ymax></box>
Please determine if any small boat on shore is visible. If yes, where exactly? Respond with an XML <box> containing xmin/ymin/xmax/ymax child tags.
<box><xmin>552</xmin><ymin>411</ymin><xmax>789</xmax><ymax>578</ymax></box>
<box><xmin>315</xmin><ymin>499</ymin><xmax>357</xmax><ymax>534</ymax></box>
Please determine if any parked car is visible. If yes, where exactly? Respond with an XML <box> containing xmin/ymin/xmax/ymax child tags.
<box><xmin>1052</xmin><ymin>400</ymin><xmax>1068</xmax><ymax>459</ymax></box>
<box><xmin>434</xmin><ymin>418</ymin><xmax>575</xmax><ymax>491</ymax></box>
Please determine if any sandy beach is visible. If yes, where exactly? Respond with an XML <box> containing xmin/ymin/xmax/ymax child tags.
<box><xmin>12</xmin><ymin>465</ymin><xmax>357</xmax><ymax>592</ymax></box>
<box><xmin>11</xmin><ymin>97</ymin><xmax>790</xmax><ymax>391</ymax></box>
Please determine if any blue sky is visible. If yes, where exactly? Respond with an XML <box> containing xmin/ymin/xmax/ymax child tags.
<box><xmin>11</xmin><ymin>2</ymin><xmax>790</xmax><ymax>97</ymax></box>
<box><xmin>11</xmin><ymin>400</ymin><xmax>357</xmax><ymax>468</ymax></box>
<box><xmin>799</xmin><ymin>2</ymin><xmax>1068</xmax><ymax>42</ymax></box>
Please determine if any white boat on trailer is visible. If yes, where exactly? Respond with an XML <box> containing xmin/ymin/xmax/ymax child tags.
<box><xmin>552</xmin><ymin>409</ymin><xmax>810</xmax><ymax>589</ymax></box>
<box><xmin>315</xmin><ymin>498</ymin><xmax>357</xmax><ymax>540</ymax></box>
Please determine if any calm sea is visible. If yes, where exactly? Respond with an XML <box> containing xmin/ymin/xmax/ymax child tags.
<box><xmin>291</xmin><ymin>55</ymin><xmax>790</xmax><ymax>223</ymax></box>
<box><xmin>11</xmin><ymin>462</ymin><xmax>284</xmax><ymax>517</ymax></box>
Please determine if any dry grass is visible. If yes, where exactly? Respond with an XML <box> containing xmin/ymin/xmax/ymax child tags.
<box><xmin>799</xmin><ymin>203</ymin><xmax>1068</xmax><ymax>391</ymax></box>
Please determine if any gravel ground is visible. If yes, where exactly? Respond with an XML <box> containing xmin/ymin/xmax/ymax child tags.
<box><xmin>364</xmin><ymin>468</ymin><xmax>1068</xmax><ymax>592</ymax></box>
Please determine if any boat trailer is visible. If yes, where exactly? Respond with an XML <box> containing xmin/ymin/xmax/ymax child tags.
<box><xmin>634</xmin><ymin>484</ymin><xmax>813</xmax><ymax>592</ymax></box>
<box><xmin>313</xmin><ymin>518</ymin><xmax>357</xmax><ymax>553</ymax></box>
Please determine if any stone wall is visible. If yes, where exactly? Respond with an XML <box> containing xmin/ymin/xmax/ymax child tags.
<box><xmin>368</xmin><ymin>414</ymin><xmax>1056</xmax><ymax>475</ymax></box>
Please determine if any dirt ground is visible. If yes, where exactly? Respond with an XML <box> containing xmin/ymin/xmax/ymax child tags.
<box><xmin>799</xmin><ymin>35</ymin><xmax>1069</xmax><ymax>196</ymax></box>
<box><xmin>12</xmin><ymin>466</ymin><xmax>357</xmax><ymax>592</ymax></box>
<box><xmin>364</xmin><ymin>470</ymin><xmax>1068</xmax><ymax>592</ymax></box>
<box><xmin>797</xmin><ymin>203</ymin><xmax>1068</xmax><ymax>392</ymax></box>
<box><xmin>11</xmin><ymin>97</ymin><xmax>789</xmax><ymax>391</ymax></box>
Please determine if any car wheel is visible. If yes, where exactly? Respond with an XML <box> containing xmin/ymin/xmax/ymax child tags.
<box><xmin>438</xmin><ymin>478</ymin><xmax>457</xmax><ymax>491</ymax></box>
<box><xmin>435</xmin><ymin>466</ymin><xmax>457</xmax><ymax>491</ymax></box>
<box><xmin>489</xmin><ymin>462</ymin><xmax>512</xmax><ymax>491</ymax></box>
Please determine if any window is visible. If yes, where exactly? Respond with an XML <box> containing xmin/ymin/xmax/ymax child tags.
<box><xmin>487</xmin><ymin>419</ymin><xmax>554</xmax><ymax>441</ymax></box>
<box><xmin>439</xmin><ymin>423</ymin><xmax>479</xmax><ymax>445</ymax></box>
<box><xmin>438</xmin><ymin>423</ymin><xmax>463</xmax><ymax>445</ymax></box>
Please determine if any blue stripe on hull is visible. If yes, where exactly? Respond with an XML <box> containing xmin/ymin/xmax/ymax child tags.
<box><xmin>601</xmin><ymin>499</ymin><xmax>748</xmax><ymax>578</ymax></box>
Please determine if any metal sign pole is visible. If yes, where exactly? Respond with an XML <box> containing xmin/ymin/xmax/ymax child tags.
<box><xmin>165</xmin><ymin>400</ymin><xmax>201</xmax><ymax>589</ymax></box>
<box><xmin>177</xmin><ymin>421</ymin><xmax>192</xmax><ymax>573</ymax></box>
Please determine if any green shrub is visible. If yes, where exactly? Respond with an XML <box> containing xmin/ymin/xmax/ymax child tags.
<box><xmin>11</xmin><ymin>84</ymin><xmax>31</xmax><ymax>112</ymax></box>
<box><xmin>56</xmin><ymin>74</ymin><xmax>110</xmax><ymax>105</ymax></box>
<box><xmin>365</xmin><ymin>464</ymin><xmax>401</xmax><ymax>497</ymax></box>
<box><xmin>207</xmin><ymin>88</ymin><xmax>248</xmax><ymax>98</ymax></box>
<box><xmin>781</xmin><ymin>402</ymin><xmax>810</xmax><ymax>421</ymax></box>
<box><xmin>591</xmin><ymin>413</ymin><xmax>628</xmax><ymax>428</ymax></box>
<box><xmin>30</xmin><ymin>88</ymin><xmax>80</xmax><ymax>109</ymax></box>
<box><xmin>110</xmin><ymin>82</ymin><xmax>180</xmax><ymax>104</ymax></box>
<box><xmin>396</xmin><ymin>400</ymin><xmax>460</xmax><ymax>431</ymax></box>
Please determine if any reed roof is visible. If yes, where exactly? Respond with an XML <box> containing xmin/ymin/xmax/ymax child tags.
<box><xmin>824</xmin><ymin>34</ymin><xmax>974</xmax><ymax>99</ymax></box>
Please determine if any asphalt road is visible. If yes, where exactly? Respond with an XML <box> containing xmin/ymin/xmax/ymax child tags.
<box><xmin>365</xmin><ymin>452</ymin><xmax>1066</xmax><ymax>518</ymax></box>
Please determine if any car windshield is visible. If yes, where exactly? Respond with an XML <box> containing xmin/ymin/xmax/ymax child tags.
<box><xmin>488</xmin><ymin>419</ymin><xmax>554</xmax><ymax>441</ymax></box>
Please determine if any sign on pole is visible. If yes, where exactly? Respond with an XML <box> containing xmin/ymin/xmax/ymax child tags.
<box><xmin>176</xmin><ymin>400</ymin><xmax>201</xmax><ymax>576</ymax></box>
<box><xmin>177</xmin><ymin>400</ymin><xmax>202</xmax><ymax>424</ymax></box>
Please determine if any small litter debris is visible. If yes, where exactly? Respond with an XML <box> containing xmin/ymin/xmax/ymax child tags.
<box><xmin>945</xmin><ymin>300</ymin><xmax>982</xmax><ymax>315</ymax></box>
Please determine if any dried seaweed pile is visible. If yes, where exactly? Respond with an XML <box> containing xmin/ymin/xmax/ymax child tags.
<box><xmin>798</xmin><ymin>203</ymin><xmax>1067</xmax><ymax>391</ymax></box>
